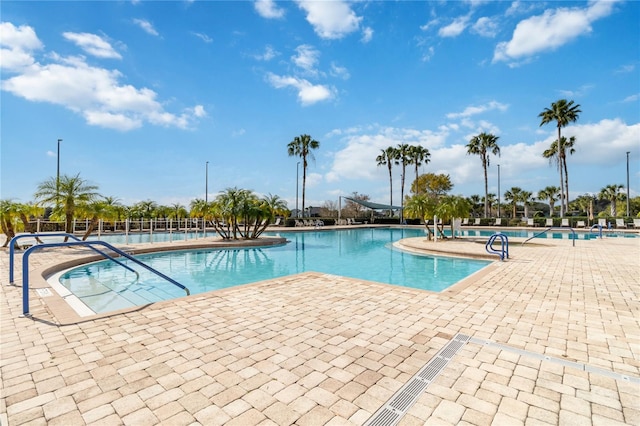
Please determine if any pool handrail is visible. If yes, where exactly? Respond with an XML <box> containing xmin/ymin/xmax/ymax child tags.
<box><xmin>522</xmin><ymin>226</ymin><xmax>577</xmax><ymax>247</ymax></box>
<box><xmin>18</xmin><ymin>240</ymin><xmax>190</xmax><ymax>316</ymax></box>
<box><xmin>589</xmin><ymin>224</ymin><xmax>603</xmax><ymax>239</ymax></box>
<box><xmin>485</xmin><ymin>232</ymin><xmax>509</xmax><ymax>261</ymax></box>
<box><xmin>9</xmin><ymin>233</ymin><xmax>138</xmax><ymax>283</ymax></box>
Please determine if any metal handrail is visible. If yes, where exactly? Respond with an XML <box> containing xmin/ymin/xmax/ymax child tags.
<box><xmin>589</xmin><ymin>224</ymin><xmax>603</xmax><ymax>239</ymax></box>
<box><xmin>485</xmin><ymin>233</ymin><xmax>509</xmax><ymax>261</ymax></box>
<box><xmin>521</xmin><ymin>226</ymin><xmax>577</xmax><ymax>247</ymax></box>
<box><xmin>9</xmin><ymin>233</ymin><xmax>138</xmax><ymax>283</ymax></box>
<box><xmin>18</xmin><ymin>240</ymin><xmax>190</xmax><ymax>316</ymax></box>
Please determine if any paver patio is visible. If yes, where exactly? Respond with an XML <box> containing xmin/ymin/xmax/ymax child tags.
<box><xmin>1</xmin><ymin>229</ymin><xmax>638</xmax><ymax>425</ymax></box>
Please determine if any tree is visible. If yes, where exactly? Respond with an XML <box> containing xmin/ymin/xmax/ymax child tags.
<box><xmin>404</xmin><ymin>194</ymin><xmax>437</xmax><ymax>240</ymax></box>
<box><xmin>0</xmin><ymin>199</ymin><xmax>19</xmax><ymax>247</ymax></box>
<box><xmin>345</xmin><ymin>192</ymin><xmax>370</xmax><ymax>217</ymax></box>
<box><xmin>599</xmin><ymin>184</ymin><xmax>625</xmax><ymax>217</ymax></box>
<box><xmin>395</xmin><ymin>143</ymin><xmax>411</xmax><ymax>221</ymax></box>
<box><xmin>408</xmin><ymin>145</ymin><xmax>430</xmax><ymax>194</ymax></box>
<box><xmin>520</xmin><ymin>190</ymin><xmax>534</xmax><ymax>218</ymax></box>
<box><xmin>287</xmin><ymin>134</ymin><xmax>320</xmax><ymax>219</ymax></box>
<box><xmin>467</xmin><ymin>194</ymin><xmax>483</xmax><ymax>217</ymax></box>
<box><xmin>412</xmin><ymin>173</ymin><xmax>452</xmax><ymax>198</ymax></box>
<box><xmin>376</xmin><ymin>146</ymin><xmax>398</xmax><ymax>217</ymax></box>
<box><xmin>435</xmin><ymin>195</ymin><xmax>471</xmax><ymax>239</ymax></box>
<box><xmin>466</xmin><ymin>132</ymin><xmax>500</xmax><ymax>218</ymax></box>
<box><xmin>538</xmin><ymin>186</ymin><xmax>560</xmax><ymax>217</ymax></box>
<box><xmin>77</xmin><ymin>200</ymin><xmax>110</xmax><ymax>240</ymax></box>
<box><xmin>34</xmin><ymin>173</ymin><xmax>100</xmax><ymax>237</ymax></box>
<box><xmin>483</xmin><ymin>193</ymin><xmax>497</xmax><ymax>217</ymax></box>
<box><xmin>539</xmin><ymin>99</ymin><xmax>581</xmax><ymax>216</ymax></box>
<box><xmin>504</xmin><ymin>187</ymin><xmax>523</xmax><ymax>218</ymax></box>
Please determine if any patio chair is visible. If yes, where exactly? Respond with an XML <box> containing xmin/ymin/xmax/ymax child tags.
<box><xmin>473</xmin><ymin>218</ymin><xmax>481</xmax><ymax>226</ymax></box>
<box><xmin>526</xmin><ymin>218</ymin><xmax>535</xmax><ymax>227</ymax></box>
<box><xmin>494</xmin><ymin>218</ymin><xmax>502</xmax><ymax>226</ymax></box>
<box><xmin>576</xmin><ymin>220</ymin><xmax>586</xmax><ymax>228</ymax></box>
<box><xmin>615</xmin><ymin>218</ymin><xmax>627</xmax><ymax>229</ymax></box>
<box><xmin>461</xmin><ymin>218</ymin><xmax>469</xmax><ymax>226</ymax></box>
<box><xmin>545</xmin><ymin>218</ymin><xmax>554</xmax><ymax>227</ymax></box>
<box><xmin>561</xmin><ymin>218</ymin><xmax>570</xmax><ymax>227</ymax></box>
<box><xmin>634</xmin><ymin>218</ymin><xmax>640</xmax><ymax>229</ymax></box>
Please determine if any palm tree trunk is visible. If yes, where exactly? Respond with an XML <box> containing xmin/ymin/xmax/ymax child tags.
<box><xmin>387</xmin><ymin>164</ymin><xmax>393</xmax><ymax>217</ymax></box>
<box><xmin>563</xmin><ymin>155</ymin><xmax>570</xmax><ymax>213</ymax></box>
<box><xmin>557</xmin><ymin>126</ymin><xmax>565</xmax><ymax>216</ymax></box>
<box><xmin>483</xmin><ymin>156</ymin><xmax>489</xmax><ymax>218</ymax></box>
<box><xmin>302</xmin><ymin>158</ymin><xmax>307</xmax><ymax>219</ymax></box>
<box><xmin>400</xmin><ymin>168</ymin><xmax>405</xmax><ymax>222</ymax></box>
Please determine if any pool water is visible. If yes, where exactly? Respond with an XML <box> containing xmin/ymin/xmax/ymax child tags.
<box><xmin>57</xmin><ymin>228</ymin><xmax>490</xmax><ymax>314</ymax></box>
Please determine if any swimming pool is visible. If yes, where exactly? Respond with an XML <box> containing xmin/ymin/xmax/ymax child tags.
<box><xmin>55</xmin><ymin>228</ymin><xmax>490</xmax><ymax>315</ymax></box>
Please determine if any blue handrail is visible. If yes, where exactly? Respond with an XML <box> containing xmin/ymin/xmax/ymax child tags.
<box><xmin>9</xmin><ymin>233</ymin><xmax>137</xmax><ymax>283</ymax></box>
<box><xmin>522</xmin><ymin>226</ymin><xmax>577</xmax><ymax>247</ymax></box>
<box><xmin>485</xmin><ymin>233</ymin><xmax>509</xmax><ymax>261</ymax></box>
<box><xmin>18</xmin><ymin>240</ymin><xmax>190</xmax><ymax>316</ymax></box>
<box><xmin>589</xmin><ymin>224</ymin><xmax>603</xmax><ymax>239</ymax></box>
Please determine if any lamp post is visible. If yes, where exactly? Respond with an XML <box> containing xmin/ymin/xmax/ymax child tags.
<box><xmin>296</xmin><ymin>162</ymin><xmax>300</xmax><ymax>218</ymax></box>
<box><xmin>205</xmin><ymin>161</ymin><xmax>209</xmax><ymax>205</ymax></box>
<box><xmin>56</xmin><ymin>138</ymin><xmax>62</xmax><ymax>209</ymax></box>
<box><xmin>626</xmin><ymin>151</ymin><xmax>630</xmax><ymax>217</ymax></box>
<box><xmin>497</xmin><ymin>164</ymin><xmax>501</xmax><ymax>218</ymax></box>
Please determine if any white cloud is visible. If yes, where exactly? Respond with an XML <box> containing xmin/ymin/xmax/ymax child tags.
<box><xmin>254</xmin><ymin>45</ymin><xmax>278</xmax><ymax>61</ymax></box>
<box><xmin>133</xmin><ymin>18</ymin><xmax>159</xmax><ymax>36</ymax></box>
<box><xmin>1</xmin><ymin>24</ymin><xmax>204</xmax><ymax>132</ymax></box>
<box><xmin>471</xmin><ymin>17</ymin><xmax>498</xmax><ymax>38</ymax></box>
<box><xmin>0</xmin><ymin>22</ymin><xmax>43</xmax><ymax>71</ymax></box>
<box><xmin>191</xmin><ymin>32</ymin><xmax>213</xmax><ymax>43</ymax></box>
<box><xmin>446</xmin><ymin>101</ymin><xmax>509</xmax><ymax>119</ymax></box>
<box><xmin>266</xmin><ymin>73</ymin><xmax>334</xmax><ymax>105</ymax></box>
<box><xmin>254</xmin><ymin>0</ymin><xmax>285</xmax><ymax>19</ymax></box>
<box><xmin>296</xmin><ymin>0</ymin><xmax>362</xmax><ymax>39</ymax></box>
<box><xmin>63</xmin><ymin>32</ymin><xmax>122</xmax><ymax>59</ymax></box>
<box><xmin>493</xmin><ymin>1</ymin><xmax>618</xmax><ymax>64</ymax></box>
<box><xmin>361</xmin><ymin>27</ymin><xmax>373</xmax><ymax>43</ymax></box>
<box><xmin>622</xmin><ymin>94</ymin><xmax>639</xmax><ymax>103</ymax></box>
<box><xmin>438</xmin><ymin>15</ymin><xmax>470</xmax><ymax>38</ymax></box>
<box><xmin>292</xmin><ymin>44</ymin><xmax>320</xmax><ymax>74</ymax></box>
<box><xmin>330</xmin><ymin>62</ymin><xmax>350</xmax><ymax>80</ymax></box>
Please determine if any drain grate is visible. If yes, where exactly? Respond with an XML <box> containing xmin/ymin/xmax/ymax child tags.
<box><xmin>365</xmin><ymin>333</ymin><xmax>470</xmax><ymax>426</ymax></box>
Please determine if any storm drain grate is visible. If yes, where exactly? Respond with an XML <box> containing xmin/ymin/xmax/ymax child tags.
<box><xmin>365</xmin><ymin>333</ymin><xmax>471</xmax><ymax>426</ymax></box>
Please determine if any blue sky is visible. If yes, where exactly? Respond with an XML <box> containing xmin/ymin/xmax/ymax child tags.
<box><xmin>1</xmin><ymin>0</ymin><xmax>639</xmax><ymax>211</ymax></box>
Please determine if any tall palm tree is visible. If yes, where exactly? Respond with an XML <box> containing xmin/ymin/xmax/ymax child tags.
<box><xmin>504</xmin><ymin>187</ymin><xmax>523</xmax><ymax>219</ymax></box>
<box><xmin>520</xmin><ymin>190</ymin><xmax>533</xmax><ymax>218</ymax></box>
<box><xmin>466</xmin><ymin>132</ymin><xmax>500</xmax><ymax>218</ymax></box>
<box><xmin>539</xmin><ymin>99</ymin><xmax>581</xmax><ymax>216</ymax></box>
<box><xmin>467</xmin><ymin>194</ymin><xmax>482</xmax><ymax>217</ymax></box>
<box><xmin>408</xmin><ymin>145</ymin><xmax>431</xmax><ymax>194</ymax></box>
<box><xmin>599</xmin><ymin>184</ymin><xmax>625</xmax><ymax>217</ymax></box>
<box><xmin>34</xmin><ymin>173</ymin><xmax>100</xmax><ymax>237</ymax></box>
<box><xmin>560</xmin><ymin>136</ymin><xmax>576</xmax><ymax>211</ymax></box>
<box><xmin>287</xmin><ymin>134</ymin><xmax>320</xmax><ymax>219</ymax></box>
<box><xmin>538</xmin><ymin>186</ymin><xmax>560</xmax><ymax>217</ymax></box>
<box><xmin>395</xmin><ymin>143</ymin><xmax>411</xmax><ymax>222</ymax></box>
<box><xmin>376</xmin><ymin>146</ymin><xmax>398</xmax><ymax>217</ymax></box>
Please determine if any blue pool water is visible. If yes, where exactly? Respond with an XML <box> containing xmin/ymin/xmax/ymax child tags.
<box><xmin>57</xmin><ymin>228</ymin><xmax>490</xmax><ymax>314</ymax></box>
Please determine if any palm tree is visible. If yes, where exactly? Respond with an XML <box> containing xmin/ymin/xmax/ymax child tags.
<box><xmin>539</xmin><ymin>99</ymin><xmax>581</xmax><ymax>216</ymax></box>
<box><xmin>287</xmin><ymin>134</ymin><xmax>320</xmax><ymax>219</ymax></box>
<box><xmin>466</xmin><ymin>132</ymin><xmax>500</xmax><ymax>218</ymax></box>
<box><xmin>435</xmin><ymin>195</ymin><xmax>471</xmax><ymax>239</ymax></box>
<box><xmin>404</xmin><ymin>194</ymin><xmax>437</xmax><ymax>240</ymax></box>
<box><xmin>0</xmin><ymin>199</ymin><xmax>19</xmax><ymax>247</ymax></box>
<box><xmin>467</xmin><ymin>194</ymin><xmax>483</xmax><ymax>217</ymax></box>
<box><xmin>408</xmin><ymin>145</ymin><xmax>430</xmax><ymax>194</ymax></box>
<box><xmin>483</xmin><ymin>193</ymin><xmax>497</xmax><ymax>217</ymax></box>
<box><xmin>77</xmin><ymin>200</ymin><xmax>110</xmax><ymax>240</ymax></box>
<box><xmin>599</xmin><ymin>184</ymin><xmax>625</xmax><ymax>217</ymax></box>
<box><xmin>395</xmin><ymin>143</ymin><xmax>411</xmax><ymax>222</ymax></box>
<box><xmin>376</xmin><ymin>146</ymin><xmax>398</xmax><ymax>217</ymax></box>
<box><xmin>538</xmin><ymin>186</ymin><xmax>560</xmax><ymax>217</ymax></box>
<box><xmin>521</xmin><ymin>190</ymin><xmax>533</xmax><ymax>218</ymax></box>
<box><xmin>34</xmin><ymin>173</ymin><xmax>100</xmax><ymax>237</ymax></box>
<box><xmin>504</xmin><ymin>187</ymin><xmax>523</xmax><ymax>218</ymax></box>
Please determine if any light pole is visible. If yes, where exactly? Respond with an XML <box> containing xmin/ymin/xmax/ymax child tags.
<box><xmin>626</xmin><ymin>151</ymin><xmax>630</xmax><ymax>217</ymax></box>
<box><xmin>56</xmin><ymin>138</ymin><xmax>62</xmax><ymax>208</ymax></box>
<box><xmin>296</xmin><ymin>162</ymin><xmax>300</xmax><ymax>218</ymax></box>
<box><xmin>205</xmin><ymin>161</ymin><xmax>209</xmax><ymax>205</ymax></box>
<box><xmin>497</xmin><ymin>164</ymin><xmax>501</xmax><ymax>218</ymax></box>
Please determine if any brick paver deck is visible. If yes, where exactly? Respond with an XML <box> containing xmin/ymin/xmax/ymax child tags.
<box><xmin>1</xmin><ymin>229</ymin><xmax>638</xmax><ymax>425</ymax></box>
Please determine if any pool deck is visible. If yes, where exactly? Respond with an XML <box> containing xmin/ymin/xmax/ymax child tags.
<box><xmin>1</xmin><ymin>227</ymin><xmax>639</xmax><ymax>425</ymax></box>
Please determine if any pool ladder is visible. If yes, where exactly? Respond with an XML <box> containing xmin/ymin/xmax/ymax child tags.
<box><xmin>485</xmin><ymin>233</ymin><xmax>509</xmax><ymax>261</ymax></box>
<box><xmin>8</xmin><ymin>233</ymin><xmax>190</xmax><ymax>316</ymax></box>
